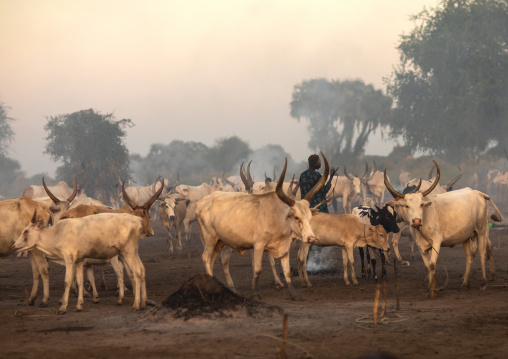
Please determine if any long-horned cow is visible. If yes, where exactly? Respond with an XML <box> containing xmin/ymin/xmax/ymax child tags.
<box><xmin>384</xmin><ymin>161</ymin><xmax>502</xmax><ymax>298</ymax></box>
<box><xmin>195</xmin><ymin>152</ymin><xmax>330</xmax><ymax>299</ymax></box>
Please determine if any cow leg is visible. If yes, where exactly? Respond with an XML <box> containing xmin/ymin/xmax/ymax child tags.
<box><xmin>75</xmin><ymin>261</ymin><xmax>85</xmax><ymax>311</ymax></box>
<box><xmin>379</xmin><ymin>249</ymin><xmax>387</xmax><ymax>278</ymax></box>
<box><xmin>486</xmin><ymin>238</ymin><xmax>495</xmax><ymax>281</ymax></box>
<box><xmin>341</xmin><ymin>248</ymin><xmax>350</xmax><ymax>285</ymax></box>
<box><xmin>166</xmin><ymin>226</ymin><xmax>174</xmax><ymax>253</ymax></box>
<box><xmin>99</xmin><ymin>266</ymin><xmax>108</xmax><ymax>290</ymax></box>
<box><xmin>110</xmin><ymin>256</ymin><xmax>125</xmax><ymax>305</ymax></box>
<box><xmin>59</xmin><ymin>261</ymin><xmax>76</xmax><ymax>315</ymax></box>
<box><xmin>85</xmin><ymin>265</ymin><xmax>99</xmax><ymax>303</ymax></box>
<box><xmin>251</xmin><ymin>246</ymin><xmax>264</xmax><ymax>299</ymax></box>
<box><xmin>358</xmin><ymin>247</ymin><xmax>366</xmax><ymax>278</ymax></box>
<box><xmin>121</xmin><ymin>253</ymin><xmax>144</xmax><ymax>311</ymax></box>
<box><xmin>426</xmin><ymin>245</ymin><xmax>441</xmax><ymax>299</ymax></box>
<box><xmin>297</xmin><ymin>242</ymin><xmax>312</xmax><ymax>287</ymax></box>
<box><xmin>280</xmin><ymin>252</ymin><xmax>300</xmax><ymax>300</ymax></box>
<box><xmin>268</xmin><ymin>254</ymin><xmax>284</xmax><ymax>289</ymax></box>
<box><xmin>476</xmin><ymin>229</ymin><xmax>488</xmax><ymax>290</ymax></box>
<box><xmin>461</xmin><ymin>240</ymin><xmax>474</xmax><ymax>288</ymax></box>
<box><xmin>28</xmin><ymin>251</ymin><xmax>50</xmax><ymax>307</ymax></box>
<box><xmin>219</xmin><ymin>246</ymin><xmax>236</xmax><ymax>290</ymax></box>
<box><xmin>368</xmin><ymin>246</ymin><xmax>378</xmax><ymax>282</ymax></box>
<box><xmin>365</xmin><ymin>246</ymin><xmax>372</xmax><ymax>279</ymax></box>
<box><xmin>390</xmin><ymin>231</ymin><xmax>404</xmax><ymax>262</ymax></box>
<box><xmin>175</xmin><ymin>222</ymin><xmax>183</xmax><ymax>251</ymax></box>
<box><xmin>183</xmin><ymin>220</ymin><xmax>191</xmax><ymax>242</ymax></box>
<box><xmin>346</xmin><ymin>247</ymin><xmax>359</xmax><ymax>285</ymax></box>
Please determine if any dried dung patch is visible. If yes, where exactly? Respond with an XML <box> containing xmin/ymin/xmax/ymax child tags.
<box><xmin>142</xmin><ymin>274</ymin><xmax>283</xmax><ymax>322</ymax></box>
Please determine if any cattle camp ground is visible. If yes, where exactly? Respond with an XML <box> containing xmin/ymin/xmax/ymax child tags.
<box><xmin>1</xmin><ymin>207</ymin><xmax>508</xmax><ymax>359</ymax></box>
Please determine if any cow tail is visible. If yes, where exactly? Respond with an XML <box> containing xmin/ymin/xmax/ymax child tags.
<box><xmin>483</xmin><ymin>193</ymin><xmax>503</xmax><ymax>222</ymax></box>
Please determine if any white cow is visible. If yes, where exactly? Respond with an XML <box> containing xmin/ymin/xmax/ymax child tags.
<box><xmin>196</xmin><ymin>153</ymin><xmax>330</xmax><ymax>299</ymax></box>
<box><xmin>12</xmin><ymin>212</ymin><xmax>152</xmax><ymax>314</ymax></box>
<box><xmin>158</xmin><ymin>194</ymin><xmax>189</xmax><ymax>252</ymax></box>
<box><xmin>327</xmin><ymin>164</ymin><xmax>365</xmax><ymax>214</ymax></box>
<box><xmin>384</xmin><ymin>161</ymin><xmax>502</xmax><ymax>298</ymax></box>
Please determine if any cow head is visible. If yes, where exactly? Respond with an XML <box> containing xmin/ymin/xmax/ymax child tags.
<box><xmin>385</xmin><ymin>161</ymin><xmax>440</xmax><ymax>228</ymax></box>
<box><xmin>344</xmin><ymin>163</ymin><xmax>367</xmax><ymax>197</ymax></box>
<box><xmin>12</xmin><ymin>210</ymin><xmax>52</xmax><ymax>252</ymax></box>
<box><xmin>43</xmin><ymin>177</ymin><xmax>78</xmax><ymax>221</ymax></box>
<box><xmin>364</xmin><ymin>225</ymin><xmax>390</xmax><ymax>252</ymax></box>
<box><xmin>122</xmin><ymin>178</ymin><xmax>164</xmax><ymax>236</ymax></box>
<box><xmin>159</xmin><ymin>195</ymin><xmax>189</xmax><ymax>220</ymax></box>
<box><xmin>371</xmin><ymin>204</ymin><xmax>400</xmax><ymax>234</ymax></box>
<box><xmin>276</xmin><ymin>152</ymin><xmax>329</xmax><ymax>244</ymax></box>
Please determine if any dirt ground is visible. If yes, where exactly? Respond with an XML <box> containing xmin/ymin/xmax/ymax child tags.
<box><xmin>1</xmin><ymin>215</ymin><xmax>508</xmax><ymax>359</ymax></box>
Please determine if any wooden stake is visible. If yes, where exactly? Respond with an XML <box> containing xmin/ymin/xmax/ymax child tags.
<box><xmin>281</xmin><ymin>314</ymin><xmax>288</xmax><ymax>359</ymax></box>
<box><xmin>373</xmin><ymin>283</ymin><xmax>381</xmax><ymax>328</ymax></box>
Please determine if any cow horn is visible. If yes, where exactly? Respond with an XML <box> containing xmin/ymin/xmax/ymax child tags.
<box><xmin>384</xmin><ymin>169</ymin><xmax>404</xmax><ymax>199</ymax></box>
<box><xmin>303</xmin><ymin>151</ymin><xmax>329</xmax><ymax>203</ymax></box>
<box><xmin>360</xmin><ymin>161</ymin><xmax>369</xmax><ymax>179</ymax></box>
<box><xmin>246</xmin><ymin>161</ymin><xmax>254</xmax><ymax>185</ymax></box>
<box><xmin>66</xmin><ymin>177</ymin><xmax>78</xmax><ymax>203</ymax></box>
<box><xmin>352</xmin><ymin>163</ymin><xmax>359</xmax><ymax>177</ymax></box>
<box><xmin>287</xmin><ymin>174</ymin><xmax>296</xmax><ymax>197</ymax></box>
<box><xmin>344</xmin><ymin>165</ymin><xmax>354</xmax><ymax>181</ymax></box>
<box><xmin>143</xmin><ymin>178</ymin><xmax>165</xmax><ymax>209</ymax></box>
<box><xmin>78</xmin><ymin>162</ymin><xmax>88</xmax><ymax>190</ymax></box>
<box><xmin>122</xmin><ymin>182</ymin><xmax>139</xmax><ymax>210</ymax></box>
<box><xmin>372</xmin><ymin>161</ymin><xmax>377</xmax><ymax>173</ymax></box>
<box><xmin>410</xmin><ymin>179</ymin><xmax>422</xmax><ymax>193</ymax></box>
<box><xmin>428</xmin><ymin>164</ymin><xmax>435</xmax><ymax>180</ymax></box>
<box><xmin>240</xmin><ymin>162</ymin><xmax>252</xmax><ymax>192</ymax></box>
<box><xmin>276</xmin><ymin>158</ymin><xmax>295</xmax><ymax>207</ymax></box>
<box><xmin>42</xmin><ymin>177</ymin><xmax>60</xmax><ymax>205</ymax></box>
<box><xmin>421</xmin><ymin>161</ymin><xmax>440</xmax><ymax>197</ymax></box>
<box><xmin>445</xmin><ymin>166</ymin><xmax>462</xmax><ymax>189</ymax></box>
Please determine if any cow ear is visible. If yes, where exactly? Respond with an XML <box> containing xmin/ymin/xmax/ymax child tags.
<box><xmin>422</xmin><ymin>201</ymin><xmax>432</xmax><ymax>207</ymax></box>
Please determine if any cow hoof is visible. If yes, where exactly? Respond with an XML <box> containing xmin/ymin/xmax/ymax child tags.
<box><xmin>402</xmin><ymin>261</ymin><xmax>410</xmax><ymax>267</ymax></box>
<box><xmin>275</xmin><ymin>284</ymin><xmax>284</xmax><ymax>290</ymax></box>
<box><xmin>93</xmin><ymin>298</ymin><xmax>99</xmax><ymax>304</ymax></box>
<box><xmin>38</xmin><ymin>301</ymin><xmax>48</xmax><ymax>308</ymax></box>
<box><xmin>57</xmin><ymin>310</ymin><xmax>67</xmax><ymax>315</ymax></box>
<box><xmin>480</xmin><ymin>284</ymin><xmax>487</xmax><ymax>290</ymax></box>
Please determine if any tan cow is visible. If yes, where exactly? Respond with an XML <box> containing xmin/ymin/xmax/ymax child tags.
<box><xmin>196</xmin><ymin>153</ymin><xmax>330</xmax><ymax>299</ymax></box>
<box><xmin>297</xmin><ymin>214</ymin><xmax>389</xmax><ymax>287</ymax></box>
<box><xmin>0</xmin><ymin>198</ymin><xmax>53</xmax><ymax>306</ymax></box>
<box><xmin>158</xmin><ymin>194</ymin><xmax>190</xmax><ymax>252</ymax></box>
<box><xmin>384</xmin><ymin>161</ymin><xmax>502</xmax><ymax>298</ymax></box>
<box><xmin>12</xmin><ymin>212</ymin><xmax>150</xmax><ymax>314</ymax></box>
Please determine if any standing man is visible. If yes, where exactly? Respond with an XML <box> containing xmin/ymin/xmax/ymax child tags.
<box><xmin>299</xmin><ymin>154</ymin><xmax>336</xmax><ymax>213</ymax></box>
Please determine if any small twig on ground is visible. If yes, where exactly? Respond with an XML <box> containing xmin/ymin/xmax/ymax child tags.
<box><xmin>373</xmin><ymin>283</ymin><xmax>381</xmax><ymax>328</ymax></box>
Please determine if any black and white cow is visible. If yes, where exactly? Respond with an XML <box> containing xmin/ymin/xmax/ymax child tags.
<box><xmin>352</xmin><ymin>203</ymin><xmax>400</xmax><ymax>281</ymax></box>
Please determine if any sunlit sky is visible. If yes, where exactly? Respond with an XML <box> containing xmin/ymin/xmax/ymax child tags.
<box><xmin>0</xmin><ymin>0</ymin><xmax>438</xmax><ymax>177</ymax></box>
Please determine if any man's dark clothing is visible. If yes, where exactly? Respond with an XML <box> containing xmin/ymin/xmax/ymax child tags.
<box><xmin>299</xmin><ymin>169</ymin><xmax>331</xmax><ymax>213</ymax></box>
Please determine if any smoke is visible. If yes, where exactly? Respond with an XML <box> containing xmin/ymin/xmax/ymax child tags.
<box><xmin>305</xmin><ymin>246</ymin><xmax>342</xmax><ymax>273</ymax></box>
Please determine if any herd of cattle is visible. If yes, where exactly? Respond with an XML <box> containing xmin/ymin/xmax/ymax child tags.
<box><xmin>0</xmin><ymin>152</ymin><xmax>505</xmax><ymax>314</ymax></box>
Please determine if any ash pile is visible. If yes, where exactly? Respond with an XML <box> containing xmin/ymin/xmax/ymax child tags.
<box><xmin>143</xmin><ymin>274</ymin><xmax>283</xmax><ymax>321</ymax></box>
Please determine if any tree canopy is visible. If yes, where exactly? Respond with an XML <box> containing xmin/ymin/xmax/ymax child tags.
<box><xmin>0</xmin><ymin>101</ymin><xmax>15</xmax><ymax>157</ymax></box>
<box><xmin>290</xmin><ymin>79</ymin><xmax>392</xmax><ymax>164</ymax></box>
<box><xmin>386</xmin><ymin>0</ymin><xmax>508</xmax><ymax>161</ymax></box>
<box><xmin>44</xmin><ymin>109</ymin><xmax>133</xmax><ymax>203</ymax></box>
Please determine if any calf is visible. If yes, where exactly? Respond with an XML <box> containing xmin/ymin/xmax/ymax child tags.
<box><xmin>298</xmin><ymin>213</ymin><xmax>389</xmax><ymax>286</ymax></box>
<box><xmin>352</xmin><ymin>204</ymin><xmax>399</xmax><ymax>281</ymax></box>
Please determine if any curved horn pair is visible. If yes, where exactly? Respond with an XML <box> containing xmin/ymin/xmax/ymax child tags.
<box><xmin>351</xmin><ymin>161</ymin><xmax>369</xmax><ymax>179</ymax></box>
<box><xmin>384</xmin><ymin>161</ymin><xmax>440</xmax><ymax>199</ymax></box>
<box><xmin>122</xmin><ymin>178</ymin><xmax>164</xmax><ymax>210</ymax></box>
<box><xmin>43</xmin><ymin>177</ymin><xmax>78</xmax><ymax>205</ymax></box>
<box><xmin>240</xmin><ymin>161</ymin><xmax>254</xmax><ymax>191</ymax></box>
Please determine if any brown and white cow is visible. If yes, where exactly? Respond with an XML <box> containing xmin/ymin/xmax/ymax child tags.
<box><xmin>195</xmin><ymin>153</ymin><xmax>330</xmax><ymax>299</ymax></box>
<box><xmin>384</xmin><ymin>161</ymin><xmax>502</xmax><ymax>298</ymax></box>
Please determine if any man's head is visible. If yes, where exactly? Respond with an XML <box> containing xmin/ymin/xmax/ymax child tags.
<box><xmin>308</xmin><ymin>154</ymin><xmax>321</xmax><ymax>170</ymax></box>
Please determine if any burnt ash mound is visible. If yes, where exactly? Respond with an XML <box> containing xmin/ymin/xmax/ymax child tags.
<box><xmin>145</xmin><ymin>274</ymin><xmax>283</xmax><ymax>321</ymax></box>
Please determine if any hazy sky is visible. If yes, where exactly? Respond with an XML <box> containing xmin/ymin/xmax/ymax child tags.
<box><xmin>0</xmin><ymin>0</ymin><xmax>438</xmax><ymax>178</ymax></box>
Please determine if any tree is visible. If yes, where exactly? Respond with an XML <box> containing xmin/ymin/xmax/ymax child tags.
<box><xmin>0</xmin><ymin>101</ymin><xmax>15</xmax><ymax>157</ymax></box>
<box><xmin>206</xmin><ymin>136</ymin><xmax>252</xmax><ymax>173</ymax></box>
<box><xmin>44</xmin><ymin>109</ymin><xmax>133</xmax><ymax>203</ymax></box>
<box><xmin>386</xmin><ymin>0</ymin><xmax>508</xmax><ymax>161</ymax></box>
<box><xmin>290</xmin><ymin>79</ymin><xmax>392</xmax><ymax>164</ymax></box>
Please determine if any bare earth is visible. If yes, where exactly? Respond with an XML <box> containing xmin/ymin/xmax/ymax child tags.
<box><xmin>1</xmin><ymin>218</ymin><xmax>508</xmax><ymax>359</ymax></box>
